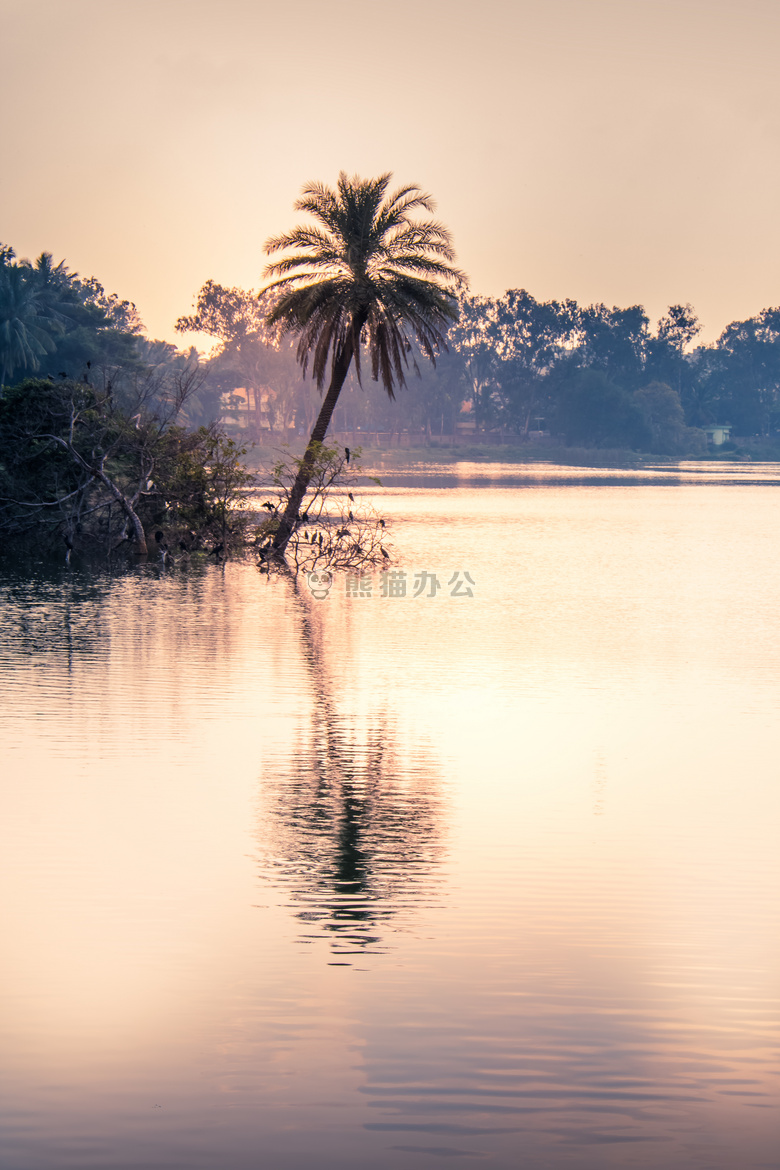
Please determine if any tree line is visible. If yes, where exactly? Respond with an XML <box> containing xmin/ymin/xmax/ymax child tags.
<box><xmin>178</xmin><ymin>281</ymin><xmax>780</xmax><ymax>453</ymax></box>
<box><xmin>5</xmin><ymin>239</ymin><xmax>780</xmax><ymax>461</ymax></box>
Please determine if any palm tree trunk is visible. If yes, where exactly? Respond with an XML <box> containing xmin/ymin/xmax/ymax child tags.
<box><xmin>271</xmin><ymin>337</ymin><xmax>355</xmax><ymax>557</ymax></box>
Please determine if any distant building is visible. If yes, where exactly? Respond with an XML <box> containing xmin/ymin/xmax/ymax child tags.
<box><xmin>704</xmin><ymin>424</ymin><xmax>732</xmax><ymax>446</ymax></box>
<box><xmin>220</xmin><ymin>386</ymin><xmax>272</xmax><ymax>430</ymax></box>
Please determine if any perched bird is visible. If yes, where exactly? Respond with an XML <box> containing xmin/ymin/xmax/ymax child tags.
<box><xmin>208</xmin><ymin>542</ymin><xmax>224</xmax><ymax>559</ymax></box>
<box><xmin>348</xmin><ymin>510</ymin><xmax>354</xmax><ymax>522</ymax></box>
<box><xmin>381</xmin><ymin>546</ymin><xmax>390</xmax><ymax>559</ymax></box>
<box><xmin>348</xmin><ymin>492</ymin><xmax>354</xmax><ymax>502</ymax></box>
<box><xmin>344</xmin><ymin>447</ymin><xmax>351</xmax><ymax>463</ymax></box>
<box><xmin>379</xmin><ymin>519</ymin><xmax>385</xmax><ymax>528</ymax></box>
<box><xmin>261</xmin><ymin>501</ymin><xmax>275</xmax><ymax>511</ymax></box>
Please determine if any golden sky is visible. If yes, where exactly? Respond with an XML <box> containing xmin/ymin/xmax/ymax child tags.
<box><xmin>3</xmin><ymin>0</ymin><xmax>780</xmax><ymax>343</ymax></box>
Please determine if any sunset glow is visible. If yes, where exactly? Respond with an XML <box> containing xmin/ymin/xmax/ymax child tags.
<box><xmin>4</xmin><ymin>0</ymin><xmax>780</xmax><ymax>343</ymax></box>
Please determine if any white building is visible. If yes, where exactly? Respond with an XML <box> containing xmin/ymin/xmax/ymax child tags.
<box><xmin>704</xmin><ymin>424</ymin><xmax>732</xmax><ymax>446</ymax></box>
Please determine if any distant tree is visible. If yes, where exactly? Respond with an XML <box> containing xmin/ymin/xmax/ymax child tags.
<box><xmin>490</xmin><ymin>289</ymin><xmax>578</xmax><ymax>434</ymax></box>
<box><xmin>646</xmin><ymin>303</ymin><xmax>701</xmax><ymax>407</ymax></box>
<box><xmin>705</xmin><ymin>309</ymin><xmax>780</xmax><ymax>435</ymax></box>
<box><xmin>176</xmin><ymin>279</ymin><xmax>266</xmax><ymax>347</ymax></box>
<box><xmin>262</xmin><ymin>172</ymin><xmax>464</xmax><ymax>556</ymax></box>
<box><xmin>402</xmin><ymin>348</ymin><xmax>465</xmax><ymax>439</ymax></box>
<box><xmin>554</xmin><ymin>369</ymin><xmax>649</xmax><ymax>448</ymax></box>
<box><xmin>633</xmin><ymin>381</ymin><xmax>704</xmax><ymax>454</ymax></box>
<box><xmin>449</xmin><ymin>294</ymin><xmax>502</xmax><ymax>429</ymax></box>
<box><xmin>574</xmin><ymin>303</ymin><xmax>650</xmax><ymax>390</ymax></box>
<box><xmin>177</xmin><ymin>279</ymin><xmax>313</xmax><ymax>436</ymax></box>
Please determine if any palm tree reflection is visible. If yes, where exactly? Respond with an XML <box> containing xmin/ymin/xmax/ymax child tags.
<box><xmin>259</xmin><ymin>576</ymin><xmax>446</xmax><ymax>961</ymax></box>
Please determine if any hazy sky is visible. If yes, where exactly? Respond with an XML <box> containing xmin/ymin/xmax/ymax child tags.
<box><xmin>4</xmin><ymin>0</ymin><xmax>780</xmax><ymax>344</ymax></box>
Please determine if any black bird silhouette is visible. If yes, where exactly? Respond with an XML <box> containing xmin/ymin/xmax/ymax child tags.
<box><xmin>58</xmin><ymin>371</ymin><xmax>67</xmax><ymax>379</ymax></box>
<box><xmin>348</xmin><ymin>492</ymin><xmax>354</xmax><ymax>502</ymax></box>
<box><xmin>381</xmin><ymin>547</ymin><xmax>390</xmax><ymax>559</ymax></box>
<box><xmin>261</xmin><ymin>501</ymin><xmax>275</xmax><ymax>511</ymax></box>
<box><xmin>348</xmin><ymin>510</ymin><xmax>354</xmax><ymax>521</ymax></box>
<box><xmin>379</xmin><ymin>519</ymin><xmax>385</xmax><ymax>528</ymax></box>
<box><xmin>154</xmin><ymin>530</ymin><xmax>166</xmax><ymax>545</ymax></box>
<box><xmin>344</xmin><ymin>447</ymin><xmax>351</xmax><ymax>463</ymax></box>
<box><xmin>208</xmin><ymin>542</ymin><xmax>224</xmax><ymax>559</ymax></box>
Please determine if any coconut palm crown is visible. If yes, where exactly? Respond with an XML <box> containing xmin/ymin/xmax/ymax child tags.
<box><xmin>263</xmin><ymin>171</ymin><xmax>465</xmax><ymax>399</ymax></box>
<box><xmin>261</xmin><ymin>172</ymin><xmax>465</xmax><ymax>557</ymax></box>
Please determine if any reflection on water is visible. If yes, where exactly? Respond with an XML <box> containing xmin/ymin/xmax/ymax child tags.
<box><xmin>1</xmin><ymin>464</ymin><xmax>779</xmax><ymax>1170</ymax></box>
<box><xmin>369</xmin><ymin>456</ymin><xmax>780</xmax><ymax>491</ymax></box>
<box><xmin>260</xmin><ymin>579</ymin><xmax>445</xmax><ymax>960</ymax></box>
<box><xmin>261</xmin><ymin>714</ymin><xmax>444</xmax><ymax>960</ymax></box>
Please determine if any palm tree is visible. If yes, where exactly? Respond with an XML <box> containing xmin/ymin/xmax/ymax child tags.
<box><xmin>262</xmin><ymin>172</ymin><xmax>465</xmax><ymax>556</ymax></box>
<box><xmin>0</xmin><ymin>260</ymin><xmax>62</xmax><ymax>390</ymax></box>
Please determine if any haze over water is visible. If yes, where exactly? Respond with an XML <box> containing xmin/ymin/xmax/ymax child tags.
<box><xmin>1</xmin><ymin>464</ymin><xmax>778</xmax><ymax>1169</ymax></box>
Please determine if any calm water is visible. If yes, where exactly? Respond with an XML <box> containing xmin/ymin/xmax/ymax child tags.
<box><xmin>1</xmin><ymin>463</ymin><xmax>779</xmax><ymax>1170</ymax></box>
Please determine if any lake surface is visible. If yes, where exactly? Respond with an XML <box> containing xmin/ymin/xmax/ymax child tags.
<box><xmin>1</xmin><ymin>462</ymin><xmax>778</xmax><ymax>1170</ymax></box>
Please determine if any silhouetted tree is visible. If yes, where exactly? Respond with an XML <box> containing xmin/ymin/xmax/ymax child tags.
<box><xmin>262</xmin><ymin>172</ymin><xmax>464</xmax><ymax>555</ymax></box>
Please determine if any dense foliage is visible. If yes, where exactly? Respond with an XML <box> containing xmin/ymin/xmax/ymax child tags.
<box><xmin>0</xmin><ymin>246</ymin><xmax>252</xmax><ymax>559</ymax></box>
<box><xmin>0</xmin><ymin>377</ymin><xmax>255</xmax><ymax>559</ymax></box>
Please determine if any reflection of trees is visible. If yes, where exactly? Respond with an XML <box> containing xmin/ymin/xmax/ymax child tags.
<box><xmin>259</xmin><ymin>578</ymin><xmax>446</xmax><ymax>961</ymax></box>
<box><xmin>0</xmin><ymin>567</ymin><xmax>110</xmax><ymax>661</ymax></box>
